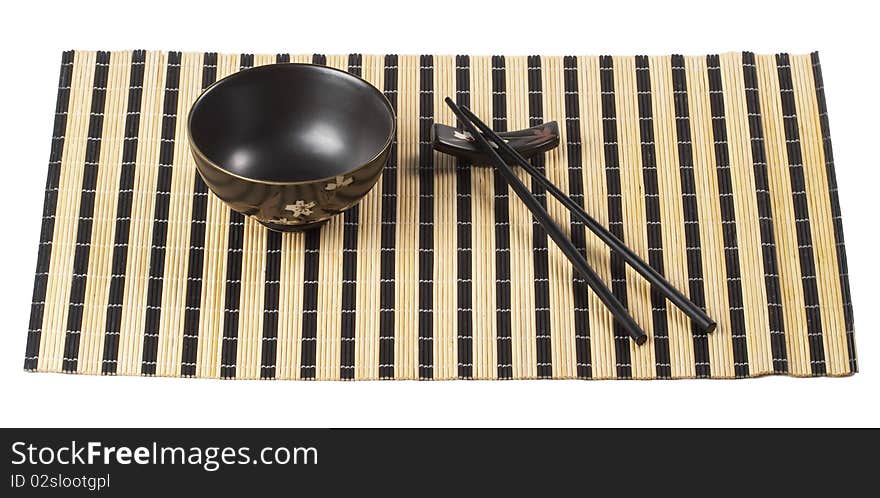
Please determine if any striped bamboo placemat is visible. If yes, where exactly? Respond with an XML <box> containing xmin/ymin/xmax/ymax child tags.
<box><xmin>25</xmin><ymin>50</ymin><xmax>856</xmax><ymax>380</ymax></box>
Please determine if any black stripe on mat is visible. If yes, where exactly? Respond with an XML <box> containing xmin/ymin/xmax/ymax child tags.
<box><xmin>179</xmin><ymin>52</ymin><xmax>218</xmax><ymax>377</ymax></box>
<box><xmin>562</xmin><ymin>55</ymin><xmax>591</xmax><ymax>379</ymax></box>
<box><xmin>599</xmin><ymin>55</ymin><xmax>632</xmax><ymax>379</ymax></box>
<box><xmin>258</xmin><ymin>53</ymin><xmax>288</xmax><ymax>380</ymax></box>
<box><xmin>492</xmin><ymin>55</ymin><xmax>513</xmax><ymax>379</ymax></box>
<box><xmin>25</xmin><ymin>50</ymin><xmax>75</xmax><ymax>371</ymax></box>
<box><xmin>455</xmin><ymin>55</ymin><xmax>473</xmax><ymax>379</ymax></box>
<box><xmin>776</xmin><ymin>53</ymin><xmax>826</xmax><ymax>376</ymax></box>
<box><xmin>102</xmin><ymin>50</ymin><xmax>147</xmax><ymax>375</ymax></box>
<box><xmin>707</xmin><ymin>55</ymin><xmax>749</xmax><ymax>377</ymax></box>
<box><xmin>670</xmin><ymin>54</ymin><xmax>710</xmax><ymax>378</ymax></box>
<box><xmin>635</xmin><ymin>55</ymin><xmax>671</xmax><ymax>379</ymax></box>
<box><xmin>141</xmin><ymin>51</ymin><xmax>182</xmax><ymax>376</ymax></box>
<box><xmin>217</xmin><ymin>54</ymin><xmax>254</xmax><ymax>380</ymax></box>
<box><xmin>299</xmin><ymin>54</ymin><xmax>327</xmax><ymax>380</ymax></box>
<box><xmin>418</xmin><ymin>54</ymin><xmax>435</xmax><ymax>380</ymax></box>
<box><xmin>339</xmin><ymin>53</ymin><xmax>363</xmax><ymax>380</ymax></box>
<box><xmin>810</xmin><ymin>52</ymin><xmax>857</xmax><ymax>372</ymax></box>
<box><xmin>378</xmin><ymin>54</ymin><xmax>398</xmax><ymax>379</ymax></box>
<box><xmin>741</xmin><ymin>52</ymin><xmax>788</xmax><ymax>373</ymax></box>
<box><xmin>61</xmin><ymin>51</ymin><xmax>111</xmax><ymax>373</ymax></box>
<box><xmin>527</xmin><ymin>55</ymin><xmax>552</xmax><ymax>379</ymax></box>
<box><xmin>260</xmin><ymin>227</ymin><xmax>282</xmax><ymax>380</ymax></box>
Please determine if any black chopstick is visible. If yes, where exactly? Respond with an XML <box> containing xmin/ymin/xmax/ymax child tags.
<box><xmin>458</xmin><ymin>105</ymin><xmax>717</xmax><ymax>335</ymax></box>
<box><xmin>445</xmin><ymin>97</ymin><xmax>648</xmax><ymax>345</ymax></box>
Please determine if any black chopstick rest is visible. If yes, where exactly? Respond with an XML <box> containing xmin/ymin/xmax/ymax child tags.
<box><xmin>444</xmin><ymin>97</ymin><xmax>648</xmax><ymax>345</ymax></box>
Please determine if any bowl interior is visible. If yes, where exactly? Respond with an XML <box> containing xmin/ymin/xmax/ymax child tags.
<box><xmin>189</xmin><ymin>64</ymin><xmax>394</xmax><ymax>183</ymax></box>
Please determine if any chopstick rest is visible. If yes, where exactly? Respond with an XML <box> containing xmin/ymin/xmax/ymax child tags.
<box><xmin>431</xmin><ymin>121</ymin><xmax>560</xmax><ymax>165</ymax></box>
<box><xmin>445</xmin><ymin>97</ymin><xmax>648</xmax><ymax>345</ymax></box>
<box><xmin>456</xmin><ymin>105</ymin><xmax>717</xmax><ymax>336</ymax></box>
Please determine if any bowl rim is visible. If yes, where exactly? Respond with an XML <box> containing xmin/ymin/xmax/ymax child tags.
<box><xmin>186</xmin><ymin>62</ymin><xmax>397</xmax><ymax>186</ymax></box>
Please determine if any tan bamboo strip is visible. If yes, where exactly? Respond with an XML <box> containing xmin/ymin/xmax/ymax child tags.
<box><xmin>235</xmin><ymin>213</ymin><xmax>265</xmax><ymax>380</ymax></box>
<box><xmin>236</xmin><ymin>54</ymin><xmax>275</xmax><ymax>379</ymax></box>
<box><xmin>312</xmin><ymin>55</ymin><xmax>348</xmax><ymax>381</ymax></box>
<box><xmin>274</xmin><ymin>52</ymin><xmax>312</xmax><ymax>380</ymax></box>
<box><xmin>574</xmin><ymin>56</ymin><xmax>613</xmax><ymax>379</ymax></box>
<box><xmin>468</xmin><ymin>55</ymin><xmax>497</xmax><ymax>379</ymax></box>
<box><xmin>543</xmin><ymin>57</ymin><xmax>578</xmax><ymax>379</ymax></box>
<box><xmin>195</xmin><ymin>53</ymin><xmax>237</xmax><ymax>378</ymax></box>
<box><xmin>76</xmin><ymin>51</ymin><xmax>129</xmax><ymax>374</ymax></box>
<box><xmin>230</xmin><ymin>55</ymin><xmax>275</xmax><ymax>380</ymax></box>
<box><xmin>54</xmin><ymin>52</ymin><xmax>97</xmax><ymax>373</ymax></box>
<box><xmin>683</xmin><ymin>55</ymin><xmax>735</xmax><ymax>377</ymax></box>
<box><xmin>353</xmin><ymin>54</ymin><xmax>385</xmax><ymax>380</ymax></box>
<box><xmin>432</xmin><ymin>55</ymin><xmax>457</xmax><ymax>379</ymax></box>
<box><xmin>648</xmin><ymin>55</ymin><xmax>695</xmax><ymax>378</ymax></box>
<box><xmin>113</xmin><ymin>51</ymin><xmax>164</xmax><ymax>375</ymax></box>
<box><xmin>38</xmin><ymin>51</ymin><xmax>95</xmax><ymax>373</ymax></box>
<box><xmin>505</xmin><ymin>56</ymin><xmax>536</xmax><ymax>378</ymax></box>
<box><xmin>276</xmin><ymin>227</ymin><xmax>306</xmax><ymax>380</ymax></box>
<box><xmin>612</xmin><ymin>56</ymin><xmax>656</xmax><ymax>379</ymax></box>
<box><xmin>236</xmin><ymin>216</ymin><xmax>265</xmax><ymax>377</ymax></box>
<box><xmin>566</xmin><ymin>56</ymin><xmax>592</xmax><ymax>378</ymax></box>
<box><xmin>390</xmin><ymin>54</ymin><xmax>418</xmax><ymax>379</ymax></box>
<box><xmin>755</xmin><ymin>54</ymin><xmax>811</xmax><ymax>376</ymax></box>
<box><xmin>719</xmin><ymin>52</ymin><xmax>772</xmax><ymax>375</ymax></box>
<box><xmin>791</xmin><ymin>54</ymin><xmax>848</xmax><ymax>375</ymax></box>
<box><xmin>153</xmin><ymin>52</ymin><xmax>201</xmax><ymax>376</ymax></box>
<box><xmin>539</xmin><ymin>56</ymin><xmax>575</xmax><ymax>378</ymax></box>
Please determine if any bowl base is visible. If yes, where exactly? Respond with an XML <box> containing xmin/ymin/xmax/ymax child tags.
<box><xmin>257</xmin><ymin>218</ymin><xmax>329</xmax><ymax>233</ymax></box>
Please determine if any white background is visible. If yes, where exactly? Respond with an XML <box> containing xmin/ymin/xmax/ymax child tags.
<box><xmin>1</xmin><ymin>0</ymin><xmax>877</xmax><ymax>427</ymax></box>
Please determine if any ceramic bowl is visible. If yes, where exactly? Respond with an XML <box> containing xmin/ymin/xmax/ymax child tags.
<box><xmin>187</xmin><ymin>63</ymin><xmax>395</xmax><ymax>231</ymax></box>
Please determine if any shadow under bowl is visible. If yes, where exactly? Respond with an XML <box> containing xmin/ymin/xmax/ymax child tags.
<box><xmin>187</xmin><ymin>63</ymin><xmax>396</xmax><ymax>232</ymax></box>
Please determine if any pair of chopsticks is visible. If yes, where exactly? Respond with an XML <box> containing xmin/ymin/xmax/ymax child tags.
<box><xmin>444</xmin><ymin>98</ymin><xmax>716</xmax><ymax>345</ymax></box>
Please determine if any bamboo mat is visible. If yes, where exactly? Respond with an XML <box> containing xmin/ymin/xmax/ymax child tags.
<box><xmin>24</xmin><ymin>50</ymin><xmax>857</xmax><ymax>380</ymax></box>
